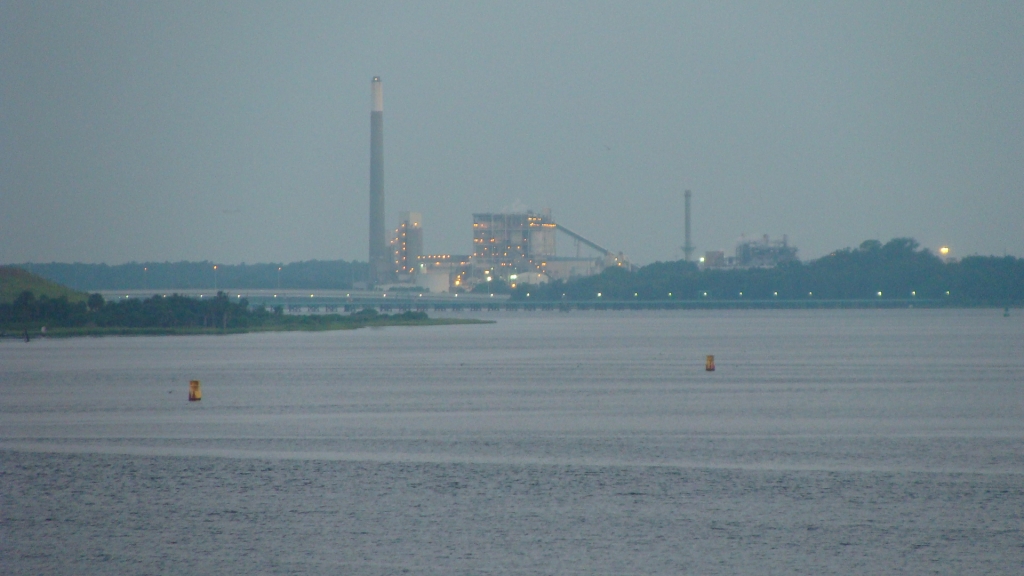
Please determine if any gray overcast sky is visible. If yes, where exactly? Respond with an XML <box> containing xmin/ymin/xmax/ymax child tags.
<box><xmin>2</xmin><ymin>1</ymin><xmax>1022</xmax><ymax>265</ymax></box>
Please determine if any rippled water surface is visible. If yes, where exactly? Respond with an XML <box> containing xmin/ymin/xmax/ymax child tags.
<box><xmin>2</xmin><ymin>310</ymin><xmax>1023</xmax><ymax>574</ymax></box>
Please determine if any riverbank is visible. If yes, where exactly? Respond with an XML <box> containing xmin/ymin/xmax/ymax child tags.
<box><xmin>0</xmin><ymin>317</ymin><xmax>492</xmax><ymax>339</ymax></box>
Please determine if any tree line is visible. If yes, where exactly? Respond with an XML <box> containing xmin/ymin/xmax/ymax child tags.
<box><xmin>0</xmin><ymin>291</ymin><xmax>263</xmax><ymax>331</ymax></box>
<box><xmin>0</xmin><ymin>291</ymin><xmax>428</xmax><ymax>333</ymax></box>
<box><xmin>511</xmin><ymin>239</ymin><xmax>1024</xmax><ymax>305</ymax></box>
<box><xmin>16</xmin><ymin>260</ymin><xmax>368</xmax><ymax>291</ymax></box>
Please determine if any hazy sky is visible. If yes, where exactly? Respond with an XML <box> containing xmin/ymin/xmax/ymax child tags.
<box><xmin>2</xmin><ymin>1</ymin><xmax>1022</xmax><ymax>265</ymax></box>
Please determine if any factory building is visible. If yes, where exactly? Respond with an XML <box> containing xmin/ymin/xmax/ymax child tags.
<box><xmin>701</xmin><ymin>235</ymin><xmax>798</xmax><ymax>269</ymax></box>
<box><xmin>736</xmin><ymin>234</ymin><xmax>798</xmax><ymax>267</ymax></box>
<box><xmin>471</xmin><ymin>211</ymin><xmax>556</xmax><ymax>275</ymax></box>
<box><xmin>467</xmin><ymin>210</ymin><xmax>630</xmax><ymax>288</ymax></box>
<box><xmin>392</xmin><ymin>211</ymin><xmax>423</xmax><ymax>279</ymax></box>
<box><xmin>702</xmin><ymin>250</ymin><xmax>727</xmax><ymax>268</ymax></box>
<box><xmin>414</xmin><ymin>253</ymin><xmax>470</xmax><ymax>293</ymax></box>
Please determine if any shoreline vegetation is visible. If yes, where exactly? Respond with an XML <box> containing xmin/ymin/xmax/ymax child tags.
<box><xmin>2</xmin><ymin>238</ymin><xmax>1022</xmax><ymax>338</ymax></box>
<box><xmin>0</xmin><ymin>317</ymin><xmax>489</xmax><ymax>339</ymax></box>
<box><xmin>0</xmin><ymin>288</ymin><xmax>491</xmax><ymax>339</ymax></box>
<box><xmin>509</xmin><ymin>238</ymin><xmax>1024</xmax><ymax>306</ymax></box>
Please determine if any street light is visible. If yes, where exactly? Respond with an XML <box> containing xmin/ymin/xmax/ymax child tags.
<box><xmin>213</xmin><ymin>265</ymin><xmax>218</xmax><ymax>291</ymax></box>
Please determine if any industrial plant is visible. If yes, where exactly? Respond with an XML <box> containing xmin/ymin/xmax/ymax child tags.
<box><xmin>367</xmin><ymin>77</ymin><xmax>631</xmax><ymax>293</ymax></box>
<box><xmin>384</xmin><ymin>209</ymin><xmax>632</xmax><ymax>293</ymax></box>
<box><xmin>700</xmin><ymin>235</ymin><xmax>798</xmax><ymax>270</ymax></box>
<box><xmin>366</xmin><ymin>77</ymin><xmax>794</xmax><ymax>292</ymax></box>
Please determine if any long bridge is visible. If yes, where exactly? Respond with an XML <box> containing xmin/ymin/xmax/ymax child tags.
<box><xmin>291</xmin><ymin>297</ymin><xmax>939</xmax><ymax>313</ymax></box>
<box><xmin>99</xmin><ymin>289</ymin><xmax>942</xmax><ymax>314</ymax></box>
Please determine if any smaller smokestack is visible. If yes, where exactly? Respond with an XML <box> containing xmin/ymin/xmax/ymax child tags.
<box><xmin>683</xmin><ymin>190</ymin><xmax>695</xmax><ymax>262</ymax></box>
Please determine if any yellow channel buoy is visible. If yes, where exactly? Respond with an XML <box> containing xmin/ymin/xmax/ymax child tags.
<box><xmin>705</xmin><ymin>355</ymin><xmax>716</xmax><ymax>371</ymax></box>
<box><xmin>188</xmin><ymin>380</ymin><xmax>202</xmax><ymax>401</ymax></box>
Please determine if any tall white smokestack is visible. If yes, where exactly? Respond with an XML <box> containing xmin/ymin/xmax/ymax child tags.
<box><xmin>369</xmin><ymin>76</ymin><xmax>387</xmax><ymax>284</ymax></box>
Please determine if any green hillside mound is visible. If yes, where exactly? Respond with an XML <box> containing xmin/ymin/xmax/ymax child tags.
<box><xmin>0</xmin><ymin>266</ymin><xmax>87</xmax><ymax>304</ymax></box>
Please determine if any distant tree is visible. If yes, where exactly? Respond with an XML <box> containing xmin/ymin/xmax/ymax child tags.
<box><xmin>87</xmin><ymin>293</ymin><xmax>105</xmax><ymax>311</ymax></box>
<box><xmin>859</xmin><ymin>240</ymin><xmax>882</xmax><ymax>252</ymax></box>
<box><xmin>13</xmin><ymin>291</ymin><xmax>36</xmax><ymax>322</ymax></box>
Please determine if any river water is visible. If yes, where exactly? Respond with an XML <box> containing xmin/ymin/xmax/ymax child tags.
<box><xmin>2</xmin><ymin>310</ymin><xmax>1022</xmax><ymax>574</ymax></box>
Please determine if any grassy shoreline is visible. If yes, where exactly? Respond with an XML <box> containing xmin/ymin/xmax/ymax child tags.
<box><xmin>0</xmin><ymin>317</ymin><xmax>493</xmax><ymax>339</ymax></box>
